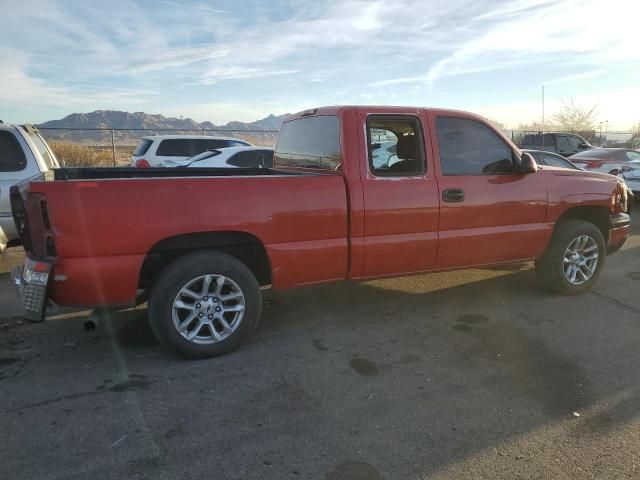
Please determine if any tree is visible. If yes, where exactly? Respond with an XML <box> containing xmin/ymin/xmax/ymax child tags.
<box><xmin>630</xmin><ymin>122</ymin><xmax>640</xmax><ymax>149</ymax></box>
<box><xmin>552</xmin><ymin>98</ymin><xmax>597</xmax><ymax>132</ymax></box>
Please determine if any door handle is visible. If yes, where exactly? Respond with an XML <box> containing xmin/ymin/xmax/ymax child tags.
<box><xmin>442</xmin><ymin>188</ymin><xmax>464</xmax><ymax>203</ymax></box>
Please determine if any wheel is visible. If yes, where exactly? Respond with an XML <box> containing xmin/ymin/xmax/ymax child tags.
<box><xmin>148</xmin><ymin>250</ymin><xmax>261</xmax><ymax>358</ymax></box>
<box><xmin>535</xmin><ymin>219</ymin><xmax>605</xmax><ymax>295</ymax></box>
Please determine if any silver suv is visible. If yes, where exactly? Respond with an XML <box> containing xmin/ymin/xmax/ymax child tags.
<box><xmin>0</xmin><ymin>123</ymin><xmax>59</xmax><ymax>252</ymax></box>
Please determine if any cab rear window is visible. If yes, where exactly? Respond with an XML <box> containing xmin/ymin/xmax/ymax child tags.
<box><xmin>274</xmin><ymin>116</ymin><xmax>340</xmax><ymax>170</ymax></box>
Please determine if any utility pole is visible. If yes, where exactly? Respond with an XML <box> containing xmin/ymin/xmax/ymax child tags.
<box><xmin>541</xmin><ymin>85</ymin><xmax>545</xmax><ymax>150</ymax></box>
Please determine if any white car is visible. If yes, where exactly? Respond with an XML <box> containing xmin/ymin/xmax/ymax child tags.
<box><xmin>164</xmin><ymin>146</ymin><xmax>274</xmax><ymax>168</ymax></box>
<box><xmin>131</xmin><ymin>135</ymin><xmax>252</xmax><ymax>167</ymax></box>
<box><xmin>0</xmin><ymin>123</ymin><xmax>60</xmax><ymax>252</ymax></box>
<box><xmin>619</xmin><ymin>160</ymin><xmax>640</xmax><ymax>201</ymax></box>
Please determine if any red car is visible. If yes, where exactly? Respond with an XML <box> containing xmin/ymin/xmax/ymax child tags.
<box><xmin>569</xmin><ymin>148</ymin><xmax>640</xmax><ymax>175</ymax></box>
<box><xmin>11</xmin><ymin>106</ymin><xmax>631</xmax><ymax>358</ymax></box>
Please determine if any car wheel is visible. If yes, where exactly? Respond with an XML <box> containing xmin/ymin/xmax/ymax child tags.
<box><xmin>149</xmin><ymin>250</ymin><xmax>261</xmax><ymax>358</ymax></box>
<box><xmin>535</xmin><ymin>219</ymin><xmax>605</xmax><ymax>295</ymax></box>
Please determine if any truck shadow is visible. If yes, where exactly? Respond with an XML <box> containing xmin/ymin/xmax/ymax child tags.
<box><xmin>98</xmin><ymin>245</ymin><xmax>640</xmax><ymax>478</ymax></box>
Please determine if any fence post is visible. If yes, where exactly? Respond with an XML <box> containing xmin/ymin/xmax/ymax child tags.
<box><xmin>111</xmin><ymin>129</ymin><xmax>116</xmax><ymax>167</ymax></box>
<box><xmin>203</xmin><ymin>129</ymin><xmax>206</xmax><ymax>136</ymax></box>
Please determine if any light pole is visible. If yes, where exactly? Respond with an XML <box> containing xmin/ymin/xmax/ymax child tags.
<box><xmin>599</xmin><ymin>122</ymin><xmax>603</xmax><ymax>146</ymax></box>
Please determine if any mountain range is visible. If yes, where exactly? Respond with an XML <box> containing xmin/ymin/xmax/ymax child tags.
<box><xmin>37</xmin><ymin>110</ymin><xmax>288</xmax><ymax>143</ymax></box>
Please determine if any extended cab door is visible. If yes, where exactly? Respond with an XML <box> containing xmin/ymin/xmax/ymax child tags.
<box><xmin>358</xmin><ymin>109</ymin><xmax>440</xmax><ymax>277</ymax></box>
<box><xmin>430</xmin><ymin>113</ymin><xmax>549</xmax><ymax>268</ymax></box>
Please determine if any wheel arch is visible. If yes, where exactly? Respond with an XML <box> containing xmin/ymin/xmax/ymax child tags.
<box><xmin>138</xmin><ymin>231</ymin><xmax>272</xmax><ymax>293</ymax></box>
<box><xmin>553</xmin><ymin>205</ymin><xmax>609</xmax><ymax>243</ymax></box>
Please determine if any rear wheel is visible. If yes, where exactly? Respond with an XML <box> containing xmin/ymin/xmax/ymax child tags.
<box><xmin>149</xmin><ymin>250</ymin><xmax>261</xmax><ymax>358</ymax></box>
<box><xmin>535</xmin><ymin>219</ymin><xmax>605</xmax><ymax>295</ymax></box>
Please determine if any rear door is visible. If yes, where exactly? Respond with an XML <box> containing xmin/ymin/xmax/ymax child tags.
<box><xmin>430</xmin><ymin>113</ymin><xmax>548</xmax><ymax>268</ymax></box>
<box><xmin>358</xmin><ymin>110</ymin><xmax>440</xmax><ymax>277</ymax></box>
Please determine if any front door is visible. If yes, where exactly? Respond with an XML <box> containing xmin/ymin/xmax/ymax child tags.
<box><xmin>359</xmin><ymin>111</ymin><xmax>440</xmax><ymax>277</ymax></box>
<box><xmin>429</xmin><ymin>113</ymin><xmax>549</xmax><ymax>269</ymax></box>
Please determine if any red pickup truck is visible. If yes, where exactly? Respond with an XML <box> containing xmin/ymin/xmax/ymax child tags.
<box><xmin>11</xmin><ymin>106</ymin><xmax>631</xmax><ymax>358</ymax></box>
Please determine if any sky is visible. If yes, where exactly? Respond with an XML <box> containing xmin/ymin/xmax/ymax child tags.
<box><xmin>1</xmin><ymin>0</ymin><xmax>639</xmax><ymax>129</ymax></box>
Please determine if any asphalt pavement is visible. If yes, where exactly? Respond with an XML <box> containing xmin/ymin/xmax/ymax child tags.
<box><xmin>1</xmin><ymin>212</ymin><xmax>640</xmax><ymax>480</ymax></box>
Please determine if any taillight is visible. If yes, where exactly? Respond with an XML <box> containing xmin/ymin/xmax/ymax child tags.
<box><xmin>136</xmin><ymin>159</ymin><xmax>151</xmax><ymax>168</ymax></box>
<box><xmin>613</xmin><ymin>183</ymin><xmax>627</xmax><ymax>214</ymax></box>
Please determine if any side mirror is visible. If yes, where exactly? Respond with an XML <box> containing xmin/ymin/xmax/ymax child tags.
<box><xmin>519</xmin><ymin>152</ymin><xmax>538</xmax><ymax>174</ymax></box>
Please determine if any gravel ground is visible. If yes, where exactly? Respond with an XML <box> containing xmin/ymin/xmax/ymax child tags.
<box><xmin>1</xmin><ymin>211</ymin><xmax>639</xmax><ymax>480</ymax></box>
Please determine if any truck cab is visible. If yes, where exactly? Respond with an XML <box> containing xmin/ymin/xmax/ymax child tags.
<box><xmin>0</xmin><ymin>123</ymin><xmax>59</xmax><ymax>252</ymax></box>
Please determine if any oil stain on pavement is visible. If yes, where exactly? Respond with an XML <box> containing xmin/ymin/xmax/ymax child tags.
<box><xmin>326</xmin><ymin>461</ymin><xmax>383</xmax><ymax>480</ymax></box>
<box><xmin>350</xmin><ymin>358</ymin><xmax>380</xmax><ymax>376</ymax></box>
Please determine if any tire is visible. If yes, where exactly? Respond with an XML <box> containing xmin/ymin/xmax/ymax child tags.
<box><xmin>535</xmin><ymin>219</ymin><xmax>606</xmax><ymax>295</ymax></box>
<box><xmin>148</xmin><ymin>250</ymin><xmax>262</xmax><ymax>358</ymax></box>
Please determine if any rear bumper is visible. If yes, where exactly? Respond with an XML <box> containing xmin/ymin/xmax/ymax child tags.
<box><xmin>607</xmin><ymin>213</ymin><xmax>631</xmax><ymax>255</ymax></box>
<box><xmin>10</xmin><ymin>257</ymin><xmax>52</xmax><ymax>322</ymax></box>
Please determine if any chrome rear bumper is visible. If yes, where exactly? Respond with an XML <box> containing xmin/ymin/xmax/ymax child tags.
<box><xmin>11</xmin><ymin>258</ymin><xmax>52</xmax><ymax>322</ymax></box>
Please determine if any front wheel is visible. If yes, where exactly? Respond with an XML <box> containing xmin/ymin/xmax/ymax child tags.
<box><xmin>535</xmin><ymin>219</ymin><xmax>606</xmax><ymax>295</ymax></box>
<box><xmin>149</xmin><ymin>250</ymin><xmax>262</xmax><ymax>358</ymax></box>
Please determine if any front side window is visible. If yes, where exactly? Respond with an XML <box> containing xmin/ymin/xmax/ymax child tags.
<box><xmin>227</xmin><ymin>150</ymin><xmax>273</xmax><ymax>168</ymax></box>
<box><xmin>156</xmin><ymin>139</ymin><xmax>191</xmax><ymax>156</ymax></box>
<box><xmin>436</xmin><ymin>117</ymin><xmax>515</xmax><ymax>175</ymax></box>
<box><xmin>566</xmin><ymin>135</ymin><xmax>584</xmax><ymax>150</ymax></box>
<box><xmin>0</xmin><ymin>131</ymin><xmax>27</xmax><ymax>172</ymax></box>
<box><xmin>367</xmin><ymin>116</ymin><xmax>425</xmax><ymax>176</ymax></box>
<box><xmin>275</xmin><ymin>115</ymin><xmax>341</xmax><ymax>170</ymax></box>
<box><xmin>556</xmin><ymin>135</ymin><xmax>571</xmax><ymax>152</ymax></box>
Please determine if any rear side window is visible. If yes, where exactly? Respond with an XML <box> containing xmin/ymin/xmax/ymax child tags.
<box><xmin>436</xmin><ymin>117</ymin><xmax>515</xmax><ymax>175</ymax></box>
<box><xmin>134</xmin><ymin>139</ymin><xmax>153</xmax><ymax>156</ymax></box>
<box><xmin>0</xmin><ymin>131</ymin><xmax>27</xmax><ymax>172</ymax></box>
<box><xmin>26</xmin><ymin>131</ymin><xmax>56</xmax><ymax>168</ymax></box>
<box><xmin>367</xmin><ymin>115</ymin><xmax>425</xmax><ymax>176</ymax></box>
<box><xmin>156</xmin><ymin>139</ymin><xmax>191</xmax><ymax>156</ymax></box>
<box><xmin>275</xmin><ymin>116</ymin><xmax>340</xmax><ymax>170</ymax></box>
<box><xmin>227</xmin><ymin>150</ymin><xmax>274</xmax><ymax>168</ymax></box>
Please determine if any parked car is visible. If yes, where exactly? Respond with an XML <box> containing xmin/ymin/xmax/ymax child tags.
<box><xmin>522</xmin><ymin>149</ymin><xmax>582</xmax><ymax>170</ymax></box>
<box><xmin>0</xmin><ymin>123</ymin><xmax>59</xmax><ymax>252</ymax></box>
<box><xmin>524</xmin><ymin>149</ymin><xmax>633</xmax><ymax>211</ymax></box>
<box><xmin>11</xmin><ymin>106</ymin><xmax>630</xmax><ymax>358</ymax></box>
<box><xmin>619</xmin><ymin>160</ymin><xmax>640</xmax><ymax>200</ymax></box>
<box><xmin>519</xmin><ymin>132</ymin><xmax>593</xmax><ymax>157</ymax></box>
<box><xmin>569</xmin><ymin>148</ymin><xmax>640</xmax><ymax>175</ymax></box>
<box><xmin>163</xmin><ymin>147</ymin><xmax>273</xmax><ymax>168</ymax></box>
<box><xmin>131</xmin><ymin>135</ymin><xmax>252</xmax><ymax>167</ymax></box>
